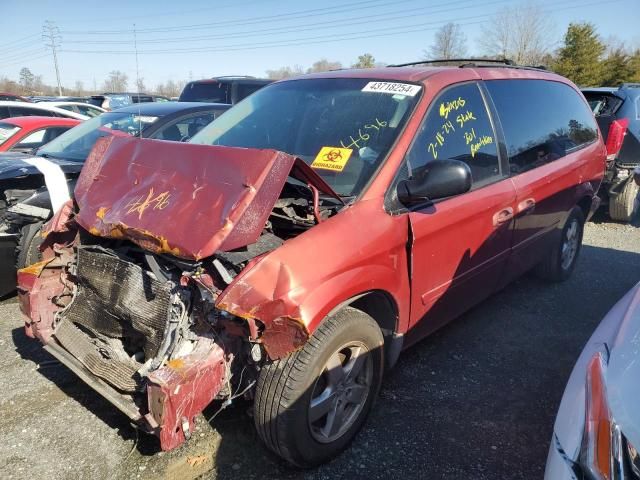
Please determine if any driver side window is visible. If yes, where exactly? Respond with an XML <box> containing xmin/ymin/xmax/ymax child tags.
<box><xmin>405</xmin><ymin>82</ymin><xmax>501</xmax><ymax>188</ymax></box>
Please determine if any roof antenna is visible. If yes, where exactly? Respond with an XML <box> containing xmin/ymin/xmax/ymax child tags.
<box><xmin>133</xmin><ymin>23</ymin><xmax>142</xmax><ymax>138</ymax></box>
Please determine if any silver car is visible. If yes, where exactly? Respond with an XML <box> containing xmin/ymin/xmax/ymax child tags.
<box><xmin>545</xmin><ymin>281</ymin><xmax>640</xmax><ymax>479</ymax></box>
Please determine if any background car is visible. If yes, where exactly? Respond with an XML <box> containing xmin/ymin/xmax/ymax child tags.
<box><xmin>44</xmin><ymin>101</ymin><xmax>106</xmax><ymax>118</ymax></box>
<box><xmin>178</xmin><ymin>76</ymin><xmax>272</xmax><ymax>103</ymax></box>
<box><xmin>0</xmin><ymin>116</ymin><xmax>80</xmax><ymax>153</ymax></box>
<box><xmin>582</xmin><ymin>83</ymin><xmax>640</xmax><ymax>221</ymax></box>
<box><xmin>0</xmin><ymin>101</ymin><xmax>90</xmax><ymax>121</ymax></box>
<box><xmin>545</xmin><ymin>280</ymin><xmax>640</xmax><ymax>479</ymax></box>
<box><xmin>0</xmin><ymin>101</ymin><xmax>230</xmax><ymax>296</ymax></box>
<box><xmin>88</xmin><ymin>93</ymin><xmax>155</xmax><ymax>110</ymax></box>
<box><xmin>0</xmin><ymin>93</ymin><xmax>31</xmax><ymax>102</ymax></box>
<box><xmin>31</xmin><ymin>96</ymin><xmax>90</xmax><ymax>103</ymax></box>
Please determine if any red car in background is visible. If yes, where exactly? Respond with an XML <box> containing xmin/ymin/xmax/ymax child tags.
<box><xmin>0</xmin><ymin>116</ymin><xmax>80</xmax><ymax>153</ymax></box>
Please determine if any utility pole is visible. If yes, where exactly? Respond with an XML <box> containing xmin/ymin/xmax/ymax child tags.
<box><xmin>43</xmin><ymin>20</ymin><xmax>63</xmax><ymax>96</ymax></box>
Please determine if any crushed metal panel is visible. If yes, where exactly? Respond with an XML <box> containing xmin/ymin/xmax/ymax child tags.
<box><xmin>74</xmin><ymin>136</ymin><xmax>298</xmax><ymax>260</ymax></box>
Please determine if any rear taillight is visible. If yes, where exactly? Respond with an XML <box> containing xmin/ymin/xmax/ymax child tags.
<box><xmin>606</xmin><ymin>118</ymin><xmax>629</xmax><ymax>160</ymax></box>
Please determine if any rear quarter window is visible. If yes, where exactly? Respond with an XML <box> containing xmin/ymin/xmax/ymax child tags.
<box><xmin>180</xmin><ymin>82</ymin><xmax>231</xmax><ymax>103</ymax></box>
<box><xmin>486</xmin><ymin>79</ymin><xmax>598</xmax><ymax>174</ymax></box>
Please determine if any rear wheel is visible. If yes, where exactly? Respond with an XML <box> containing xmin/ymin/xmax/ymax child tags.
<box><xmin>609</xmin><ymin>176</ymin><xmax>639</xmax><ymax>222</ymax></box>
<box><xmin>535</xmin><ymin>206</ymin><xmax>584</xmax><ymax>282</ymax></box>
<box><xmin>253</xmin><ymin>307</ymin><xmax>384</xmax><ymax>467</ymax></box>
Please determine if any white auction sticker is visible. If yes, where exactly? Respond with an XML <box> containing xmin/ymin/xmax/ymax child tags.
<box><xmin>361</xmin><ymin>82</ymin><xmax>422</xmax><ymax>96</ymax></box>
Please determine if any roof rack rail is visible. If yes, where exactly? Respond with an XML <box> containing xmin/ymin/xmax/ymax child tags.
<box><xmin>212</xmin><ymin>75</ymin><xmax>256</xmax><ymax>79</ymax></box>
<box><xmin>388</xmin><ymin>58</ymin><xmax>516</xmax><ymax>67</ymax></box>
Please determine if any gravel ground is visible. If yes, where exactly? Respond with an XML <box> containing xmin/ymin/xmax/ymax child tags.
<box><xmin>1</xmin><ymin>219</ymin><xmax>639</xmax><ymax>480</ymax></box>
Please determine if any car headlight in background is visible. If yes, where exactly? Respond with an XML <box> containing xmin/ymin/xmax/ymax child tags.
<box><xmin>580</xmin><ymin>351</ymin><xmax>640</xmax><ymax>480</ymax></box>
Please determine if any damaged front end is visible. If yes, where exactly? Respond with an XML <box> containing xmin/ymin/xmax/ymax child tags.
<box><xmin>18</xmin><ymin>136</ymin><xmax>343</xmax><ymax>450</ymax></box>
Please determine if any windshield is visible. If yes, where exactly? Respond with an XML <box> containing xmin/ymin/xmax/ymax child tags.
<box><xmin>0</xmin><ymin>123</ymin><xmax>20</xmax><ymax>146</ymax></box>
<box><xmin>38</xmin><ymin>111</ymin><xmax>159</xmax><ymax>161</ymax></box>
<box><xmin>190</xmin><ymin>78</ymin><xmax>421</xmax><ymax>196</ymax></box>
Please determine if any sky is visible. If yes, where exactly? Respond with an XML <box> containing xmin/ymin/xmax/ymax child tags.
<box><xmin>1</xmin><ymin>0</ymin><xmax>638</xmax><ymax>90</ymax></box>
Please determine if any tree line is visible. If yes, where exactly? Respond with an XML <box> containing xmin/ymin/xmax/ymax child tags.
<box><xmin>1</xmin><ymin>8</ymin><xmax>638</xmax><ymax>97</ymax></box>
<box><xmin>0</xmin><ymin>69</ymin><xmax>187</xmax><ymax>98</ymax></box>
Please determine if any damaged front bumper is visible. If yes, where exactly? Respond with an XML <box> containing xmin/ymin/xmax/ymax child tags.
<box><xmin>18</xmin><ymin>247</ymin><xmax>230</xmax><ymax>451</ymax></box>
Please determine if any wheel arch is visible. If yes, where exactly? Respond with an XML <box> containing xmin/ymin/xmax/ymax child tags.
<box><xmin>326</xmin><ymin>290</ymin><xmax>404</xmax><ymax>369</ymax></box>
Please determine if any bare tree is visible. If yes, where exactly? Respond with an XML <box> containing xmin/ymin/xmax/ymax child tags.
<box><xmin>73</xmin><ymin>80</ymin><xmax>84</xmax><ymax>95</ymax></box>
<box><xmin>135</xmin><ymin>77</ymin><xmax>146</xmax><ymax>92</ymax></box>
<box><xmin>478</xmin><ymin>3</ymin><xmax>555</xmax><ymax>65</ymax></box>
<box><xmin>102</xmin><ymin>70</ymin><xmax>128</xmax><ymax>92</ymax></box>
<box><xmin>265</xmin><ymin>65</ymin><xmax>304</xmax><ymax>80</ymax></box>
<box><xmin>307</xmin><ymin>59</ymin><xmax>342</xmax><ymax>73</ymax></box>
<box><xmin>426</xmin><ymin>23</ymin><xmax>467</xmax><ymax>60</ymax></box>
<box><xmin>19</xmin><ymin>67</ymin><xmax>35</xmax><ymax>94</ymax></box>
<box><xmin>154</xmin><ymin>79</ymin><xmax>184</xmax><ymax>97</ymax></box>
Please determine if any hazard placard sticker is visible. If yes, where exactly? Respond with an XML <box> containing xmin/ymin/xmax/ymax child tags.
<box><xmin>361</xmin><ymin>81</ymin><xmax>422</xmax><ymax>96</ymax></box>
<box><xmin>311</xmin><ymin>147</ymin><xmax>353</xmax><ymax>172</ymax></box>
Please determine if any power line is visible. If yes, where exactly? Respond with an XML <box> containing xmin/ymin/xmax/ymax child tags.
<box><xmin>76</xmin><ymin>0</ymin><xmax>276</xmax><ymax>25</ymax></box>
<box><xmin>0</xmin><ymin>53</ymin><xmax>51</xmax><ymax>69</ymax></box>
<box><xmin>60</xmin><ymin>0</ymin><xmax>412</xmax><ymax>34</ymax></box>
<box><xmin>59</xmin><ymin>0</ymin><xmax>597</xmax><ymax>56</ymax></box>
<box><xmin>0</xmin><ymin>48</ymin><xmax>48</xmax><ymax>62</ymax></box>
<box><xmin>60</xmin><ymin>0</ymin><xmax>511</xmax><ymax>46</ymax></box>
<box><xmin>3</xmin><ymin>33</ymin><xmax>41</xmax><ymax>48</ymax></box>
<box><xmin>42</xmin><ymin>20</ymin><xmax>63</xmax><ymax>96</ymax></box>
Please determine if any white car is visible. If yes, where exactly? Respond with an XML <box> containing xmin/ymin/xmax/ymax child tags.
<box><xmin>545</xmin><ymin>281</ymin><xmax>640</xmax><ymax>479</ymax></box>
<box><xmin>0</xmin><ymin>101</ymin><xmax>90</xmax><ymax>121</ymax></box>
<box><xmin>44</xmin><ymin>101</ymin><xmax>105</xmax><ymax>118</ymax></box>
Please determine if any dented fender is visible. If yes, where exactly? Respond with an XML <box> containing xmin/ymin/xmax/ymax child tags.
<box><xmin>216</xmin><ymin>200</ymin><xmax>412</xmax><ymax>359</ymax></box>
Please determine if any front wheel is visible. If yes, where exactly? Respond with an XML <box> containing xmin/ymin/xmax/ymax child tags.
<box><xmin>253</xmin><ymin>307</ymin><xmax>384</xmax><ymax>467</ymax></box>
<box><xmin>535</xmin><ymin>206</ymin><xmax>584</xmax><ymax>282</ymax></box>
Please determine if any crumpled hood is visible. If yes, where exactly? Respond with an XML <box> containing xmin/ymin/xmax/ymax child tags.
<box><xmin>608</xmin><ymin>281</ymin><xmax>640</xmax><ymax>449</ymax></box>
<box><xmin>0</xmin><ymin>152</ymin><xmax>84</xmax><ymax>180</ymax></box>
<box><xmin>75</xmin><ymin>135</ymin><xmax>340</xmax><ymax>260</ymax></box>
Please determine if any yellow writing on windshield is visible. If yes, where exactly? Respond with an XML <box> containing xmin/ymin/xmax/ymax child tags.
<box><xmin>311</xmin><ymin>147</ymin><xmax>353</xmax><ymax>172</ymax></box>
<box><xmin>340</xmin><ymin>118</ymin><xmax>388</xmax><ymax>149</ymax></box>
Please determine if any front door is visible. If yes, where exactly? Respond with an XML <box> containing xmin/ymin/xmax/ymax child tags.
<box><xmin>397</xmin><ymin>81</ymin><xmax>517</xmax><ymax>345</ymax></box>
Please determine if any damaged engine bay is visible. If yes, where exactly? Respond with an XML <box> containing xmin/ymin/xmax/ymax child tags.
<box><xmin>18</xmin><ymin>136</ymin><xmax>344</xmax><ymax>451</ymax></box>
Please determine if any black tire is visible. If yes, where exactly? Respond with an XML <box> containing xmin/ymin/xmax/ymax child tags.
<box><xmin>15</xmin><ymin>221</ymin><xmax>44</xmax><ymax>270</ymax></box>
<box><xmin>609</xmin><ymin>176</ymin><xmax>639</xmax><ymax>222</ymax></box>
<box><xmin>535</xmin><ymin>206</ymin><xmax>584</xmax><ymax>282</ymax></box>
<box><xmin>254</xmin><ymin>307</ymin><xmax>384</xmax><ymax>467</ymax></box>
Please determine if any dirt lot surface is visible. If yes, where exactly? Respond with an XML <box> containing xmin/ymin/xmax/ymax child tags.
<box><xmin>1</xmin><ymin>219</ymin><xmax>639</xmax><ymax>480</ymax></box>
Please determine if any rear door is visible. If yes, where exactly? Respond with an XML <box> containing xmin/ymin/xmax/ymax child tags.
<box><xmin>399</xmin><ymin>81</ymin><xmax>517</xmax><ymax>341</ymax></box>
<box><xmin>485</xmin><ymin>79</ymin><xmax>600</xmax><ymax>281</ymax></box>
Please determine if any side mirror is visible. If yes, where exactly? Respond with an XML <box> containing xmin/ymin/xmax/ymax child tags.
<box><xmin>397</xmin><ymin>159</ymin><xmax>472</xmax><ymax>206</ymax></box>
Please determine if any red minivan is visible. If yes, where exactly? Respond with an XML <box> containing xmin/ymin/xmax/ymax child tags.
<box><xmin>19</xmin><ymin>62</ymin><xmax>605</xmax><ymax>467</ymax></box>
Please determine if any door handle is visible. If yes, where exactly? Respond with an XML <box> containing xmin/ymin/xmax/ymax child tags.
<box><xmin>493</xmin><ymin>207</ymin><xmax>514</xmax><ymax>227</ymax></box>
<box><xmin>517</xmin><ymin>198</ymin><xmax>536</xmax><ymax>214</ymax></box>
